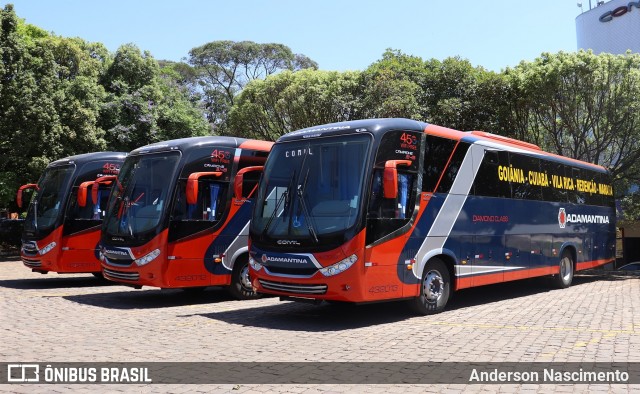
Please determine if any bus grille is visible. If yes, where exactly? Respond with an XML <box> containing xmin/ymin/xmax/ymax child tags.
<box><xmin>103</xmin><ymin>268</ymin><xmax>140</xmax><ymax>282</ymax></box>
<box><xmin>103</xmin><ymin>256</ymin><xmax>134</xmax><ymax>267</ymax></box>
<box><xmin>22</xmin><ymin>258</ymin><xmax>41</xmax><ymax>268</ymax></box>
<box><xmin>258</xmin><ymin>279</ymin><xmax>327</xmax><ymax>295</ymax></box>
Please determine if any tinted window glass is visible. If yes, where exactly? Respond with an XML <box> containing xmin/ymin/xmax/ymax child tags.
<box><xmin>576</xmin><ymin>168</ymin><xmax>601</xmax><ymax>206</ymax></box>
<box><xmin>542</xmin><ymin>161</ymin><xmax>568</xmax><ymax>203</ymax></box>
<box><xmin>597</xmin><ymin>172</ymin><xmax>615</xmax><ymax>208</ymax></box>
<box><xmin>510</xmin><ymin>153</ymin><xmax>542</xmax><ymax>200</ymax></box>
<box><xmin>570</xmin><ymin>167</ymin><xmax>585</xmax><ymax>204</ymax></box>
<box><xmin>237</xmin><ymin>150</ymin><xmax>269</xmax><ymax>198</ymax></box>
<box><xmin>436</xmin><ymin>142</ymin><xmax>470</xmax><ymax>194</ymax></box>
<box><xmin>423</xmin><ymin>136</ymin><xmax>457</xmax><ymax>192</ymax></box>
<box><xmin>474</xmin><ymin>150</ymin><xmax>511</xmax><ymax>198</ymax></box>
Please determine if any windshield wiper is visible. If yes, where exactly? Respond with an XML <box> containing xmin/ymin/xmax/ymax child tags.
<box><xmin>296</xmin><ymin>168</ymin><xmax>319</xmax><ymax>243</ymax></box>
<box><xmin>261</xmin><ymin>171</ymin><xmax>296</xmax><ymax>239</ymax></box>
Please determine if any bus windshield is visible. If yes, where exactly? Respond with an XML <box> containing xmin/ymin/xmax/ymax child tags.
<box><xmin>24</xmin><ymin>165</ymin><xmax>75</xmax><ymax>235</ymax></box>
<box><xmin>103</xmin><ymin>152</ymin><xmax>180</xmax><ymax>241</ymax></box>
<box><xmin>251</xmin><ymin>134</ymin><xmax>370</xmax><ymax>240</ymax></box>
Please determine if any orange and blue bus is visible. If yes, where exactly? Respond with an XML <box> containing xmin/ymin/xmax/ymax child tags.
<box><xmin>99</xmin><ymin>136</ymin><xmax>273</xmax><ymax>299</ymax></box>
<box><xmin>18</xmin><ymin>152</ymin><xmax>126</xmax><ymax>275</ymax></box>
<box><xmin>248</xmin><ymin>118</ymin><xmax>616</xmax><ymax>314</ymax></box>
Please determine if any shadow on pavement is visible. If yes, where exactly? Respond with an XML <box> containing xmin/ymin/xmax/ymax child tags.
<box><xmin>193</xmin><ymin>273</ymin><xmax>616</xmax><ymax>332</ymax></box>
<box><xmin>191</xmin><ymin>298</ymin><xmax>415</xmax><ymax>332</ymax></box>
<box><xmin>445</xmin><ymin>273</ymin><xmax>609</xmax><ymax>310</ymax></box>
<box><xmin>0</xmin><ymin>275</ymin><xmax>115</xmax><ymax>290</ymax></box>
<box><xmin>62</xmin><ymin>286</ymin><xmax>235</xmax><ymax>310</ymax></box>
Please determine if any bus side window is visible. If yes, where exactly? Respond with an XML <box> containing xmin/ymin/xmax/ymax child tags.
<box><xmin>510</xmin><ymin>153</ymin><xmax>541</xmax><ymax>201</ymax></box>
<box><xmin>436</xmin><ymin>141</ymin><xmax>470</xmax><ymax>194</ymax></box>
<box><xmin>474</xmin><ymin>150</ymin><xmax>511</xmax><ymax>198</ymax></box>
<box><xmin>572</xmin><ymin>168</ymin><xmax>585</xmax><ymax>204</ymax></box>
<box><xmin>94</xmin><ymin>184</ymin><xmax>113</xmax><ymax>219</ymax></box>
<box><xmin>172</xmin><ymin>180</ymin><xmax>226</xmax><ymax>221</ymax></box>
<box><xmin>68</xmin><ymin>183</ymin><xmax>112</xmax><ymax>220</ymax></box>
<box><xmin>423</xmin><ymin>136</ymin><xmax>457</xmax><ymax>193</ymax></box>
<box><xmin>598</xmin><ymin>172</ymin><xmax>614</xmax><ymax>208</ymax></box>
<box><xmin>368</xmin><ymin>170</ymin><xmax>415</xmax><ymax>219</ymax></box>
<box><xmin>582</xmin><ymin>169</ymin><xmax>602</xmax><ymax>206</ymax></box>
<box><xmin>237</xmin><ymin>150</ymin><xmax>268</xmax><ymax>198</ymax></box>
<box><xmin>542</xmin><ymin>162</ymin><xmax>568</xmax><ymax>203</ymax></box>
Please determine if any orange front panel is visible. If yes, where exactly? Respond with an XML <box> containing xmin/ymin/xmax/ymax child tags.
<box><xmin>21</xmin><ymin>226</ymin><xmax>63</xmax><ymax>273</ymax></box>
<box><xmin>359</xmin><ymin>264</ymin><xmax>406</xmax><ymax>301</ymax></box>
<box><xmin>167</xmin><ymin>234</ymin><xmax>215</xmax><ymax>287</ymax></box>
<box><xmin>102</xmin><ymin>230</ymin><xmax>169</xmax><ymax>287</ymax></box>
<box><xmin>163</xmin><ymin>258</ymin><xmax>216</xmax><ymax>288</ymax></box>
<box><xmin>364</xmin><ymin>236</ymin><xmax>411</xmax><ymax>300</ymax></box>
<box><xmin>253</xmin><ymin>230</ymin><xmax>418</xmax><ymax>303</ymax></box>
<box><xmin>57</xmin><ymin>226</ymin><xmax>102</xmax><ymax>273</ymax></box>
<box><xmin>252</xmin><ymin>231</ymin><xmax>362</xmax><ymax>302</ymax></box>
<box><xmin>57</xmin><ymin>249</ymin><xmax>101</xmax><ymax>273</ymax></box>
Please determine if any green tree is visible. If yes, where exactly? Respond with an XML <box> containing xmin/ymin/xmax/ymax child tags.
<box><xmin>362</xmin><ymin>49</ymin><xmax>510</xmax><ymax>133</ymax></box>
<box><xmin>0</xmin><ymin>5</ymin><xmax>106</xmax><ymax>207</ymax></box>
<box><xmin>360</xmin><ymin>50</ymin><xmax>423</xmax><ymax>119</ymax></box>
<box><xmin>187</xmin><ymin>40</ymin><xmax>318</xmax><ymax>132</ymax></box>
<box><xmin>228</xmin><ymin>69</ymin><xmax>363</xmax><ymax>141</ymax></box>
<box><xmin>0</xmin><ymin>6</ymin><xmax>209</xmax><ymax>209</ymax></box>
<box><xmin>99</xmin><ymin>44</ymin><xmax>209</xmax><ymax>151</ymax></box>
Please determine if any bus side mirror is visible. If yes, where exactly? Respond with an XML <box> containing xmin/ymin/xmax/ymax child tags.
<box><xmin>77</xmin><ymin>181</ymin><xmax>95</xmax><ymax>207</ymax></box>
<box><xmin>186</xmin><ymin>172</ymin><xmax>223</xmax><ymax>205</ymax></box>
<box><xmin>16</xmin><ymin>183</ymin><xmax>39</xmax><ymax>209</ymax></box>
<box><xmin>91</xmin><ymin>175</ymin><xmax>118</xmax><ymax>205</ymax></box>
<box><xmin>383</xmin><ymin>160</ymin><xmax>412</xmax><ymax>199</ymax></box>
<box><xmin>234</xmin><ymin>166</ymin><xmax>264</xmax><ymax>199</ymax></box>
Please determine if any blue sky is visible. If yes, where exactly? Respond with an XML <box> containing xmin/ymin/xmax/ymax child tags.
<box><xmin>5</xmin><ymin>0</ymin><xmax>587</xmax><ymax>72</ymax></box>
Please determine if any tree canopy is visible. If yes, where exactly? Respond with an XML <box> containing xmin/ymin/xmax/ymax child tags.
<box><xmin>186</xmin><ymin>40</ymin><xmax>318</xmax><ymax>132</ymax></box>
<box><xmin>0</xmin><ymin>5</ymin><xmax>208</xmax><ymax>209</ymax></box>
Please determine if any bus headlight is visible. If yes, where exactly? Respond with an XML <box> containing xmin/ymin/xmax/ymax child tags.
<box><xmin>38</xmin><ymin>242</ymin><xmax>57</xmax><ymax>256</ymax></box>
<box><xmin>319</xmin><ymin>254</ymin><xmax>357</xmax><ymax>277</ymax></box>
<box><xmin>134</xmin><ymin>249</ymin><xmax>160</xmax><ymax>266</ymax></box>
<box><xmin>249</xmin><ymin>256</ymin><xmax>263</xmax><ymax>271</ymax></box>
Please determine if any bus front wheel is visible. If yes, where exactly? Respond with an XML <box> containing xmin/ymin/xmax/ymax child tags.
<box><xmin>551</xmin><ymin>251</ymin><xmax>574</xmax><ymax>289</ymax></box>
<box><xmin>409</xmin><ymin>258</ymin><xmax>451</xmax><ymax>315</ymax></box>
<box><xmin>229</xmin><ymin>257</ymin><xmax>262</xmax><ymax>300</ymax></box>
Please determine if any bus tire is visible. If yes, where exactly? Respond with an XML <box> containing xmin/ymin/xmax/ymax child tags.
<box><xmin>552</xmin><ymin>251</ymin><xmax>574</xmax><ymax>289</ymax></box>
<box><xmin>408</xmin><ymin>258</ymin><xmax>450</xmax><ymax>315</ymax></box>
<box><xmin>228</xmin><ymin>256</ymin><xmax>261</xmax><ymax>300</ymax></box>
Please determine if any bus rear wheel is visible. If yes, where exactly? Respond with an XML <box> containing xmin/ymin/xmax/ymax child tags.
<box><xmin>551</xmin><ymin>251</ymin><xmax>574</xmax><ymax>289</ymax></box>
<box><xmin>228</xmin><ymin>257</ymin><xmax>261</xmax><ymax>300</ymax></box>
<box><xmin>409</xmin><ymin>258</ymin><xmax>450</xmax><ymax>315</ymax></box>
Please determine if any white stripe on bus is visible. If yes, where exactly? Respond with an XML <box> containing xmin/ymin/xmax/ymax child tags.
<box><xmin>413</xmin><ymin>143</ymin><xmax>485</xmax><ymax>279</ymax></box>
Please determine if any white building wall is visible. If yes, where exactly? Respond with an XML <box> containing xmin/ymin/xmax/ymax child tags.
<box><xmin>576</xmin><ymin>0</ymin><xmax>640</xmax><ymax>54</ymax></box>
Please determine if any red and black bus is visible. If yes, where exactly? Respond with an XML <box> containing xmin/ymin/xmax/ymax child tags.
<box><xmin>99</xmin><ymin>136</ymin><xmax>273</xmax><ymax>299</ymax></box>
<box><xmin>248</xmin><ymin>119</ymin><xmax>616</xmax><ymax>314</ymax></box>
<box><xmin>18</xmin><ymin>152</ymin><xmax>126</xmax><ymax>275</ymax></box>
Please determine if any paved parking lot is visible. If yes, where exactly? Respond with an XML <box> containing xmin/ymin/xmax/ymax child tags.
<box><xmin>0</xmin><ymin>257</ymin><xmax>639</xmax><ymax>393</ymax></box>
